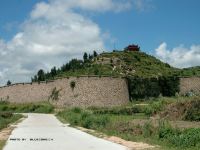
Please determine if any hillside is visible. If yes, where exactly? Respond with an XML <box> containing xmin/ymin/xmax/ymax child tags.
<box><xmin>180</xmin><ymin>66</ymin><xmax>200</xmax><ymax>77</ymax></box>
<box><xmin>32</xmin><ymin>50</ymin><xmax>200</xmax><ymax>82</ymax></box>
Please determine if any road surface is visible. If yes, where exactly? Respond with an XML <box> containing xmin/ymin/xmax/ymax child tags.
<box><xmin>3</xmin><ymin>114</ymin><xmax>128</xmax><ymax>150</ymax></box>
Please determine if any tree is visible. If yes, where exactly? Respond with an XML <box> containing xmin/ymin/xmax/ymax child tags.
<box><xmin>83</xmin><ymin>52</ymin><xmax>88</xmax><ymax>62</ymax></box>
<box><xmin>89</xmin><ymin>54</ymin><xmax>93</xmax><ymax>60</ymax></box>
<box><xmin>93</xmin><ymin>51</ymin><xmax>98</xmax><ymax>57</ymax></box>
<box><xmin>50</xmin><ymin>66</ymin><xmax>57</xmax><ymax>77</ymax></box>
<box><xmin>7</xmin><ymin>80</ymin><xmax>11</xmax><ymax>86</ymax></box>
<box><xmin>69</xmin><ymin>59</ymin><xmax>83</xmax><ymax>71</ymax></box>
<box><xmin>37</xmin><ymin>69</ymin><xmax>45</xmax><ymax>81</ymax></box>
<box><xmin>32</xmin><ymin>75</ymin><xmax>38</xmax><ymax>82</ymax></box>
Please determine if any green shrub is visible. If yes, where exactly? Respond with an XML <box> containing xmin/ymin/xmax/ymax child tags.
<box><xmin>0</xmin><ymin>112</ymin><xmax>13</xmax><ymax>118</ymax></box>
<box><xmin>158</xmin><ymin>120</ymin><xmax>178</xmax><ymax>139</ymax></box>
<box><xmin>168</xmin><ymin>128</ymin><xmax>200</xmax><ymax>148</ymax></box>
<box><xmin>93</xmin><ymin>106</ymin><xmax>144</xmax><ymax>115</ymax></box>
<box><xmin>71</xmin><ymin>107</ymin><xmax>82</xmax><ymax>113</ymax></box>
<box><xmin>144</xmin><ymin>101</ymin><xmax>165</xmax><ymax>116</ymax></box>
<box><xmin>184</xmin><ymin>100</ymin><xmax>200</xmax><ymax>121</ymax></box>
<box><xmin>49</xmin><ymin>87</ymin><xmax>61</xmax><ymax>101</ymax></box>
<box><xmin>93</xmin><ymin>115</ymin><xmax>109</xmax><ymax>128</ymax></box>
<box><xmin>128</xmin><ymin>76</ymin><xmax>180</xmax><ymax>100</ymax></box>
<box><xmin>70</xmin><ymin>81</ymin><xmax>76</xmax><ymax>90</ymax></box>
<box><xmin>57</xmin><ymin>109</ymin><xmax>109</xmax><ymax>129</ymax></box>
<box><xmin>0</xmin><ymin>114</ymin><xmax>22</xmax><ymax>131</ymax></box>
<box><xmin>142</xmin><ymin>121</ymin><xmax>154</xmax><ymax>137</ymax></box>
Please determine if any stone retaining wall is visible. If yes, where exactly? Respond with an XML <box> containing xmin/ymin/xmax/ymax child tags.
<box><xmin>0</xmin><ymin>77</ymin><xmax>129</xmax><ymax>107</ymax></box>
<box><xmin>180</xmin><ymin>77</ymin><xmax>200</xmax><ymax>95</ymax></box>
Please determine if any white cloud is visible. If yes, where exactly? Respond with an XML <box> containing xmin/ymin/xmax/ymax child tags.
<box><xmin>48</xmin><ymin>0</ymin><xmax>132</xmax><ymax>12</ymax></box>
<box><xmin>0</xmin><ymin>0</ymin><xmax>155</xmax><ymax>85</ymax></box>
<box><xmin>1</xmin><ymin>0</ymin><xmax>132</xmax><ymax>85</ymax></box>
<box><xmin>155</xmin><ymin>42</ymin><xmax>200</xmax><ymax>68</ymax></box>
<box><xmin>133</xmin><ymin>0</ymin><xmax>154</xmax><ymax>12</ymax></box>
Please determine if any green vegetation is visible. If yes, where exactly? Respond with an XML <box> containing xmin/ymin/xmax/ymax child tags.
<box><xmin>180</xmin><ymin>66</ymin><xmax>200</xmax><ymax>77</ymax></box>
<box><xmin>57</xmin><ymin>96</ymin><xmax>200</xmax><ymax>150</ymax></box>
<box><xmin>128</xmin><ymin>76</ymin><xmax>180</xmax><ymax>100</ymax></box>
<box><xmin>0</xmin><ymin>113</ymin><xmax>22</xmax><ymax>131</ymax></box>
<box><xmin>70</xmin><ymin>81</ymin><xmax>76</xmax><ymax>91</ymax></box>
<box><xmin>0</xmin><ymin>140</ymin><xmax>6</xmax><ymax>150</ymax></box>
<box><xmin>184</xmin><ymin>99</ymin><xmax>200</xmax><ymax>121</ymax></box>
<box><xmin>0</xmin><ymin>110</ymin><xmax>23</xmax><ymax>150</ymax></box>
<box><xmin>32</xmin><ymin>51</ymin><xmax>180</xmax><ymax>81</ymax></box>
<box><xmin>0</xmin><ymin>101</ymin><xmax>54</xmax><ymax>113</ymax></box>
<box><xmin>49</xmin><ymin>87</ymin><xmax>61</xmax><ymax>101</ymax></box>
<box><xmin>31</xmin><ymin>50</ymin><xmax>200</xmax><ymax>80</ymax></box>
<box><xmin>6</xmin><ymin>80</ymin><xmax>11</xmax><ymax>86</ymax></box>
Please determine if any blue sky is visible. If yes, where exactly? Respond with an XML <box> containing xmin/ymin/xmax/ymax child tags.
<box><xmin>1</xmin><ymin>0</ymin><xmax>200</xmax><ymax>51</ymax></box>
<box><xmin>0</xmin><ymin>0</ymin><xmax>200</xmax><ymax>84</ymax></box>
<box><xmin>95</xmin><ymin>0</ymin><xmax>200</xmax><ymax>52</ymax></box>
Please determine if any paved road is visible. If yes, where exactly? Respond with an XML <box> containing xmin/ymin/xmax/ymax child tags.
<box><xmin>3</xmin><ymin>114</ymin><xmax>128</xmax><ymax>150</ymax></box>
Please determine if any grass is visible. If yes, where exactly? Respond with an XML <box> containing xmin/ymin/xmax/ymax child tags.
<box><xmin>0</xmin><ymin>113</ymin><xmax>23</xmax><ymax>150</ymax></box>
<box><xmin>57</xmin><ymin>96</ymin><xmax>200</xmax><ymax>150</ymax></box>
<box><xmin>0</xmin><ymin>101</ymin><xmax>54</xmax><ymax>114</ymax></box>
<box><xmin>0</xmin><ymin>113</ymin><xmax>23</xmax><ymax>131</ymax></box>
<box><xmin>0</xmin><ymin>140</ymin><xmax>6</xmax><ymax>150</ymax></box>
<box><xmin>53</xmin><ymin>50</ymin><xmax>200</xmax><ymax>79</ymax></box>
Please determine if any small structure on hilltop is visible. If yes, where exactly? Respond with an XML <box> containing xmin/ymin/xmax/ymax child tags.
<box><xmin>124</xmin><ymin>44</ymin><xmax>140</xmax><ymax>52</ymax></box>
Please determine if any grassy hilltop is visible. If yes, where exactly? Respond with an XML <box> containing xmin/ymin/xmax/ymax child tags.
<box><xmin>57</xmin><ymin>51</ymin><xmax>178</xmax><ymax>78</ymax></box>
<box><xmin>32</xmin><ymin>49</ymin><xmax>200</xmax><ymax>81</ymax></box>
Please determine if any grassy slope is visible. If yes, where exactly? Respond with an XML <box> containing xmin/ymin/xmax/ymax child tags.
<box><xmin>54</xmin><ymin>51</ymin><xmax>200</xmax><ymax>79</ymax></box>
<box><xmin>55</xmin><ymin>51</ymin><xmax>178</xmax><ymax>78</ymax></box>
<box><xmin>180</xmin><ymin>66</ymin><xmax>200</xmax><ymax>77</ymax></box>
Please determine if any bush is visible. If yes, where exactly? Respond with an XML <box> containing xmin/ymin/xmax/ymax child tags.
<box><xmin>71</xmin><ymin>107</ymin><xmax>82</xmax><ymax>113</ymax></box>
<box><xmin>49</xmin><ymin>87</ymin><xmax>61</xmax><ymax>101</ymax></box>
<box><xmin>57</xmin><ymin>109</ymin><xmax>109</xmax><ymax>129</ymax></box>
<box><xmin>128</xmin><ymin>76</ymin><xmax>180</xmax><ymax>100</ymax></box>
<box><xmin>184</xmin><ymin>100</ymin><xmax>200</xmax><ymax>121</ymax></box>
<box><xmin>158</xmin><ymin>120</ymin><xmax>178</xmax><ymax>139</ymax></box>
<box><xmin>168</xmin><ymin>128</ymin><xmax>200</xmax><ymax>148</ymax></box>
<box><xmin>92</xmin><ymin>106</ymin><xmax>145</xmax><ymax>115</ymax></box>
<box><xmin>0</xmin><ymin>114</ymin><xmax>22</xmax><ymax>131</ymax></box>
<box><xmin>128</xmin><ymin>77</ymin><xmax>161</xmax><ymax>99</ymax></box>
<box><xmin>0</xmin><ymin>112</ymin><xmax>13</xmax><ymax>118</ymax></box>
<box><xmin>70</xmin><ymin>81</ymin><xmax>76</xmax><ymax>90</ymax></box>
<box><xmin>144</xmin><ymin>101</ymin><xmax>165</xmax><ymax>116</ymax></box>
<box><xmin>142</xmin><ymin>121</ymin><xmax>154</xmax><ymax>137</ymax></box>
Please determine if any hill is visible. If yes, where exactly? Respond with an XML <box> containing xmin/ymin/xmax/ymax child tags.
<box><xmin>180</xmin><ymin>66</ymin><xmax>200</xmax><ymax>77</ymax></box>
<box><xmin>31</xmin><ymin>50</ymin><xmax>200</xmax><ymax>82</ymax></box>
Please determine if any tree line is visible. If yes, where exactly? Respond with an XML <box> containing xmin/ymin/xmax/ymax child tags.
<box><xmin>31</xmin><ymin>51</ymin><xmax>98</xmax><ymax>82</ymax></box>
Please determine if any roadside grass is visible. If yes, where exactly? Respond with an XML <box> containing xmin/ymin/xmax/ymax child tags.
<box><xmin>0</xmin><ymin>101</ymin><xmax>54</xmax><ymax>150</ymax></box>
<box><xmin>0</xmin><ymin>140</ymin><xmax>6</xmax><ymax>150</ymax></box>
<box><xmin>0</xmin><ymin>101</ymin><xmax>54</xmax><ymax>114</ymax></box>
<box><xmin>57</xmin><ymin>96</ymin><xmax>200</xmax><ymax>150</ymax></box>
<box><xmin>0</xmin><ymin>113</ymin><xmax>23</xmax><ymax>131</ymax></box>
<box><xmin>0</xmin><ymin>113</ymin><xmax>23</xmax><ymax>150</ymax></box>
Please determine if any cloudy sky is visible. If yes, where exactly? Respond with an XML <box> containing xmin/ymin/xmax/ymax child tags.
<box><xmin>0</xmin><ymin>0</ymin><xmax>200</xmax><ymax>85</ymax></box>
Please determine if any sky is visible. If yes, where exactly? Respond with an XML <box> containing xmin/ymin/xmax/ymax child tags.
<box><xmin>0</xmin><ymin>0</ymin><xmax>200</xmax><ymax>85</ymax></box>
